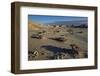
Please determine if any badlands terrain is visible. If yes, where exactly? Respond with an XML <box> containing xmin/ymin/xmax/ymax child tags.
<box><xmin>28</xmin><ymin>21</ymin><xmax>88</xmax><ymax>60</ymax></box>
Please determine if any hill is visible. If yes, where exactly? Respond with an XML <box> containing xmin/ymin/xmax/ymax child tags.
<box><xmin>28</xmin><ymin>21</ymin><xmax>43</xmax><ymax>31</ymax></box>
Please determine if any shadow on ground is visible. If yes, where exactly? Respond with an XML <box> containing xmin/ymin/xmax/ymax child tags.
<box><xmin>41</xmin><ymin>45</ymin><xmax>78</xmax><ymax>58</ymax></box>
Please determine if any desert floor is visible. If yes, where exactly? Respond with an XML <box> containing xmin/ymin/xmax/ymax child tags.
<box><xmin>28</xmin><ymin>26</ymin><xmax>88</xmax><ymax>60</ymax></box>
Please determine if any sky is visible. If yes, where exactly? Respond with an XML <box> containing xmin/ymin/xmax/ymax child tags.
<box><xmin>28</xmin><ymin>15</ymin><xmax>87</xmax><ymax>24</ymax></box>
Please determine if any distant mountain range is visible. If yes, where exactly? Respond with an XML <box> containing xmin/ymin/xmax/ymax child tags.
<box><xmin>46</xmin><ymin>20</ymin><xmax>88</xmax><ymax>26</ymax></box>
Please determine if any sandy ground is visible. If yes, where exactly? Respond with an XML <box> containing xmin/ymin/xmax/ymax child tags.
<box><xmin>28</xmin><ymin>26</ymin><xmax>88</xmax><ymax>60</ymax></box>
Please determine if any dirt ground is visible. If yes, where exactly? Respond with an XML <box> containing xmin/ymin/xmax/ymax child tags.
<box><xmin>28</xmin><ymin>25</ymin><xmax>88</xmax><ymax>61</ymax></box>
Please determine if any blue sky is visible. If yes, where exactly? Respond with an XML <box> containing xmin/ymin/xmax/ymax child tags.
<box><xmin>28</xmin><ymin>15</ymin><xmax>87</xmax><ymax>24</ymax></box>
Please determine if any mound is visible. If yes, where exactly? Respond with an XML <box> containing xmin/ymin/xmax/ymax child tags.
<box><xmin>28</xmin><ymin>21</ymin><xmax>42</xmax><ymax>31</ymax></box>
